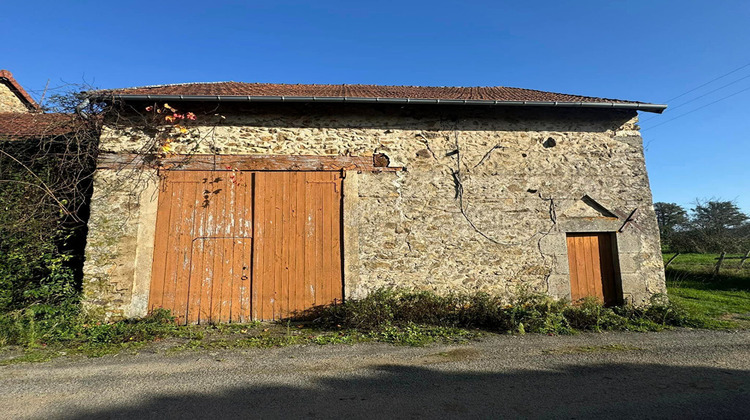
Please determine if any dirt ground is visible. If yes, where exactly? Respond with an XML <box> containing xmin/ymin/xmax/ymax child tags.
<box><xmin>1</xmin><ymin>329</ymin><xmax>748</xmax><ymax>419</ymax></box>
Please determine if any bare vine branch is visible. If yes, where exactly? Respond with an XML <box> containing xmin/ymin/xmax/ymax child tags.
<box><xmin>0</xmin><ymin>149</ymin><xmax>74</xmax><ymax>220</ymax></box>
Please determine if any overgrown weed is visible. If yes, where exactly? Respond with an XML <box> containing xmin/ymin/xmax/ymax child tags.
<box><xmin>0</xmin><ymin>288</ymin><xmax>729</xmax><ymax>364</ymax></box>
<box><xmin>304</xmin><ymin>288</ymin><xmax>714</xmax><ymax>335</ymax></box>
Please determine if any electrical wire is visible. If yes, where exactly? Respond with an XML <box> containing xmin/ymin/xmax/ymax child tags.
<box><xmin>662</xmin><ymin>60</ymin><xmax>750</xmax><ymax>103</ymax></box>
<box><xmin>642</xmin><ymin>71</ymin><xmax>750</xmax><ymax>122</ymax></box>
<box><xmin>643</xmin><ymin>84</ymin><xmax>750</xmax><ymax>131</ymax></box>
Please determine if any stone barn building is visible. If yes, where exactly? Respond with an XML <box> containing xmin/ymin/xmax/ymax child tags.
<box><xmin>82</xmin><ymin>82</ymin><xmax>667</xmax><ymax>323</ymax></box>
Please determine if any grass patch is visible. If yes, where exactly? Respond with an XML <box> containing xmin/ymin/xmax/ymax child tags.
<box><xmin>663</xmin><ymin>253</ymin><xmax>750</xmax><ymax>329</ymax></box>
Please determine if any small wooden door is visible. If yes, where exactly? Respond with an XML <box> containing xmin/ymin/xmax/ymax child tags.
<box><xmin>149</xmin><ymin>170</ymin><xmax>343</xmax><ymax>324</ymax></box>
<box><xmin>566</xmin><ymin>233</ymin><xmax>619</xmax><ymax>305</ymax></box>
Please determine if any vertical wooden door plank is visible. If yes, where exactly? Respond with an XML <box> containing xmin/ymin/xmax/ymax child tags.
<box><xmin>230</xmin><ymin>172</ymin><xmax>245</xmax><ymax>322</ymax></box>
<box><xmin>331</xmin><ymin>172</ymin><xmax>343</xmax><ymax>303</ymax></box>
<box><xmin>287</xmin><ymin>172</ymin><xmax>299</xmax><ymax>315</ymax></box>
<box><xmin>207</xmin><ymin>174</ymin><xmax>222</xmax><ymax>322</ymax></box>
<box><xmin>321</xmin><ymin>173</ymin><xmax>333</xmax><ymax>306</ymax></box>
<box><xmin>306</xmin><ymin>175</ymin><xmax>315</xmax><ymax>308</ymax></box>
<box><xmin>220</xmin><ymin>175</ymin><xmax>235</xmax><ymax>323</ymax></box>
<box><xmin>173</xmin><ymin>173</ymin><xmax>199</xmax><ymax>323</ymax></box>
<box><xmin>575</xmin><ymin>236</ymin><xmax>588</xmax><ymax>301</ymax></box>
<box><xmin>187</xmin><ymin>239</ymin><xmax>203</xmax><ymax>324</ymax></box>
<box><xmin>575</xmin><ymin>235</ymin><xmax>585</xmax><ymax>302</ymax></box>
<box><xmin>272</xmin><ymin>172</ymin><xmax>280</xmax><ymax>319</ymax></box>
<box><xmin>197</xmin><ymin>173</ymin><xmax>216</xmax><ymax>323</ymax></box>
<box><xmin>280</xmin><ymin>171</ymin><xmax>291</xmax><ymax>319</ymax></box>
<box><xmin>251</xmin><ymin>172</ymin><xmax>264</xmax><ymax>320</ymax></box>
<box><xmin>187</xmin><ymin>174</ymin><xmax>210</xmax><ymax>324</ymax></box>
<box><xmin>315</xmin><ymin>174</ymin><xmax>324</xmax><ymax>308</ymax></box>
<box><xmin>149</xmin><ymin>174</ymin><xmax>175</xmax><ymax>314</ymax></box>
<box><xmin>161</xmin><ymin>173</ymin><xmax>185</xmax><ymax>316</ymax></box>
<box><xmin>213</xmin><ymin>176</ymin><xmax>230</xmax><ymax>323</ymax></box>
<box><xmin>266</xmin><ymin>171</ymin><xmax>278</xmax><ymax>320</ymax></box>
<box><xmin>295</xmin><ymin>172</ymin><xmax>307</xmax><ymax>314</ymax></box>
<box><xmin>262</xmin><ymin>171</ymin><xmax>274</xmax><ymax>320</ymax></box>
<box><xmin>241</xmin><ymin>173</ymin><xmax>254</xmax><ymax>321</ymax></box>
<box><xmin>227</xmin><ymin>176</ymin><xmax>239</xmax><ymax>322</ymax></box>
<box><xmin>582</xmin><ymin>235</ymin><xmax>596</xmax><ymax>301</ymax></box>
<box><xmin>566</xmin><ymin>235</ymin><xmax>578</xmax><ymax>301</ymax></box>
<box><xmin>589</xmin><ymin>235</ymin><xmax>604</xmax><ymax>301</ymax></box>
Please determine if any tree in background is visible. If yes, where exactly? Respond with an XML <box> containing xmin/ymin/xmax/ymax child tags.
<box><xmin>691</xmin><ymin>200</ymin><xmax>748</xmax><ymax>232</ymax></box>
<box><xmin>656</xmin><ymin>200</ymin><xmax>750</xmax><ymax>253</ymax></box>
<box><xmin>654</xmin><ymin>202</ymin><xmax>688</xmax><ymax>250</ymax></box>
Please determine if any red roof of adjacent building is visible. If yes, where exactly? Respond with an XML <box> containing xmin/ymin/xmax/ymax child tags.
<box><xmin>0</xmin><ymin>113</ymin><xmax>79</xmax><ymax>139</ymax></box>
<box><xmin>97</xmin><ymin>82</ymin><xmax>666</xmax><ymax>112</ymax></box>
<box><xmin>0</xmin><ymin>70</ymin><xmax>40</xmax><ymax>111</ymax></box>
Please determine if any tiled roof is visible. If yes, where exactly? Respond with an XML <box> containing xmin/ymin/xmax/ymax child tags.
<box><xmin>99</xmin><ymin>82</ymin><xmax>654</xmax><ymax>106</ymax></box>
<box><xmin>0</xmin><ymin>113</ymin><xmax>79</xmax><ymax>139</ymax></box>
<box><xmin>0</xmin><ymin>70</ymin><xmax>40</xmax><ymax>111</ymax></box>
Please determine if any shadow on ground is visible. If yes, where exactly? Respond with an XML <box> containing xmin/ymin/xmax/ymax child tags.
<box><xmin>67</xmin><ymin>362</ymin><xmax>750</xmax><ymax>419</ymax></box>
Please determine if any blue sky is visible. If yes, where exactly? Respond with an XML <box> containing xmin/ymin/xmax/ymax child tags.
<box><xmin>2</xmin><ymin>1</ymin><xmax>748</xmax><ymax>213</ymax></box>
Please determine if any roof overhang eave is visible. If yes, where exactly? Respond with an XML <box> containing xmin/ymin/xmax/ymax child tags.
<box><xmin>98</xmin><ymin>94</ymin><xmax>667</xmax><ymax>113</ymax></box>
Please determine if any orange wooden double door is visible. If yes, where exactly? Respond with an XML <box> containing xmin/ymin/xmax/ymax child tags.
<box><xmin>149</xmin><ymin>170</ymin><xmax>344</xmax><ymax>324</ymax></box>
<box><xmin>566</xmin><ymin>233</ymin><xmax>620</xmax><ymax>306</ymax></box>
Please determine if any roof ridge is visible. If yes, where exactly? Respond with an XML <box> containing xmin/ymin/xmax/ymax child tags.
<box><xmin>109</xmin><ymin>81</ymin><xmax>567</xmax><ymax>90</ymax></box>
<box><xmin>90</xmin><ymin>81</ymin><xmax>664</xmax><ymax>112</ymax></box>
<box><xmin>111</xmin><ymin>80</ymin><xmax>238</xmax><ymax>91</ymax></box>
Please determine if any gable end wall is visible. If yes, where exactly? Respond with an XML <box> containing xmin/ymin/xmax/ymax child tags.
<box><xmin>0</xmin><ymin>83</ymin><xmax>30</xmax><ymax>113</ymax></box>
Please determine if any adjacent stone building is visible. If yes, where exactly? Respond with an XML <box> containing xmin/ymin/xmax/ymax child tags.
<box><xmin>0</xmin><ymin>69</ymin><xmax>79</xmax><ymax>137</ymax></box>
<box><xmin>0</xmin><ymin>70</ymin><xmax>39</xmax><ymax>113</ymax></box>
<box><xmin>82</xmin><ymin>82</ymin><xmax>668</xmax><ymax>323</ymax></box>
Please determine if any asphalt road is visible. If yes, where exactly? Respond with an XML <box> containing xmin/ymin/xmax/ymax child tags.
<box><xmin>1</xmin><ymin>329</ymin><xmax>748</xmax><ymax>419</ymax></box>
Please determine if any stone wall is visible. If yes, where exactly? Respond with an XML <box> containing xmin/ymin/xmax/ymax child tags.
<box><xmin>0</xmin><ymin>83</ymin><xmax>29</xmax><ymax>113</ymax></box>
<box><xmin>82</xmin><ymin>168</ymin><xmax>158</xmax><ymax>319</ymax></box>
<box><xmin>83</xmin><ymin>104</ymin><xmax>666</xmax><ymax>319</ymax></box>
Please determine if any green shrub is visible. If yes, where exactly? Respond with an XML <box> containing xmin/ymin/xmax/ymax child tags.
<box><xmin>1</xmin><ymin>136</ymin><xmax>96</xmax><ymax>313</ymax></box>
<box><xmin>305</xmin><ymin>288</ymin><xmax>704</xmax><ymax>335</ymax></box>
<box><xmin>0</xmin><ymin>305</ymin><xmax>177</xmax><ymax>349</ymax></box>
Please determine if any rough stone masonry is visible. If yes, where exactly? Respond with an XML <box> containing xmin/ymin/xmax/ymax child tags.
<box><xmin>0</xmin><ymin>83</ymin><xmax>30</xmax><ymax>113</ymax></box>
<box><xmin>82</xmin><ymin>103</ymin><xmax>666</xmax><ymax>319</ymax></box>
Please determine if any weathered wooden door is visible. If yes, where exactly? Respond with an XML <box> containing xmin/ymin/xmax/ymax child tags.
<box><xmin>566</xmin><ymin>233</ymin><xmax>619</xmax><ymax>305</ymax></box>
<box><xmin>149</xmin><ymin>170</ymin><xmax>343</xmax><ymax>324</ymax></box>
<box><xmin>252</xmin><ymin>172</ymin><xmax>343</xmax><ymax>320</ymax></box>
<box><xmin>149</xmin><ymin>170</ymin><xmax>253</xmax><ymax>324</ymax></box>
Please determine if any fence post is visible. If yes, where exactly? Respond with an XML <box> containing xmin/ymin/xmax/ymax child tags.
<box><xmin>713</xmin><ymin>252</ymin><xmax>726</xmax><ymax>278</ymax></box>
<box><xmin>739</xmin><ymin>250</ymin><xmax>750</xmax><ymax>268</ymax></box>
<box><xmin>664</xmin><ymin>252</ymin><xmax>680</xmax><ymax>269</ymax></box>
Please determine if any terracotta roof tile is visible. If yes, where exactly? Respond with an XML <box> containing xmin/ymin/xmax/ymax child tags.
<box><xmin>0</xmin><ymin>113</ymin><xmax>79</xmax><ymax>139</ymax></box>
<box><xmin>99</xmin><ymin>82</ymin><xmax>648</xmax><ymax>105</ymax></box>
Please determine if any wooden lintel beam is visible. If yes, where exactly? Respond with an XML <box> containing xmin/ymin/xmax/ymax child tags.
<box><xmin>97</xmin><ymin>153</ymin><xmax>404</xmax><ymax>172</ymax></box>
